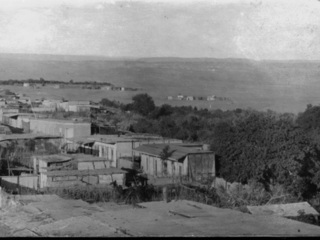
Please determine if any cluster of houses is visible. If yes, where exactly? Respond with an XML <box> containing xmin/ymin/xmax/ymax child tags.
<box><xmin>0</xmin><ymin>89</ymin><xmax>216</xmax><ymax>194</ymax></box>
<box><xmin>168</xmin><ymin>94</ymin><xmax>216</xmax><ymax>101</ymax></box>
<box><xmin>0</xmin><ymin>88</ymin><xmax>101</xmax><ymax>114</ymax></box>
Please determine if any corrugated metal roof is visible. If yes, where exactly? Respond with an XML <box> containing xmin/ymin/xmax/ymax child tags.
<box><xmin>133</xmin><ymin>144</ymin><xmax>213</xmax><ymax>161</ymax></box>
<box><xmin>0</xmin><ymin>134</ymin><xmax>62</xmax><ymax>142</ymax></box>
<box><xmin>43</xmin><ymin>167</ymin><xmax>127</xmax><ymax>177</ymax></box>
<box><xmin>68</xmin><ymin>154</ymin><xmax>112</xmax><ymax>162</ymax></box>
<box><xmin>34</xmin><ymin>154</ymin><xmax>73</xmax><ymax>163</ymax></box>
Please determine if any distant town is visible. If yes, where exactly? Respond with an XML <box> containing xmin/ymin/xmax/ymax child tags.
<box><xmin>167</xmin><ymin>94</ymin><xmax>233</xmax><ymax>103</ymax></box>
<box><xmin>0</xmin><ymin>78</ymin><xmax>139</xmax><ymax>91</ymax></box>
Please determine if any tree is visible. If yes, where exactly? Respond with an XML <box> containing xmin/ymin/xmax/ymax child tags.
<box><xmin>159</xmin><ymin>145</ymin><xmax>175</xmax><ymax>177</ymax></box>
<box><xmin>131</xmin><ymin>93</ymin><xmax>155</xmax><ymax>116</ymax></box>
<box><xmin>210</xmin><ymin>110</ymin><xmax>320</xmax><ymax>198</ymax></box>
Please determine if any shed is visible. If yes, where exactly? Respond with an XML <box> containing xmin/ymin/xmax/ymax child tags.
<box><xmin>133</xmin><ymin>144</ymin><xmax>215</xmax><ymax>180</ymax></box>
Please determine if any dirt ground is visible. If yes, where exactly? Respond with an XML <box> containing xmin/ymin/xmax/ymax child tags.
<box><xmin>1</xmin><ymin>193</ymin><xmax>320</xmax><ymax>237</ymax></box>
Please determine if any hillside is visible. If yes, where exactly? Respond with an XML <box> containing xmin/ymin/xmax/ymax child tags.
<box><xmin>0</xmin><ymin>53</ymin><xmax>320</xmax><ymax>113</ymax></box>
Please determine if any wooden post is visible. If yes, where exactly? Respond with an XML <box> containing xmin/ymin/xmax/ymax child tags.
<box><xmin>0</xmin><ymin>186</ymin><xmax>2</xmax><ymax>209</ymax></box>
<box><xmin>163</xmin><ymin>186</ymin><xmax>168</xmax><ymax>203</ymax></box>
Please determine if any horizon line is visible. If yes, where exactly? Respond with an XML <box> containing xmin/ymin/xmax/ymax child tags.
<box><xmin>0</xmin><ymin>52</ymin><xmax>319</xmax><ymax>62</ymax></box>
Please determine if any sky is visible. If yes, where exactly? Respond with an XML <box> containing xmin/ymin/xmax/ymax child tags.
<box><xmin>0</xmin><ymin>0</ymin><xmax>319</xmax><ymax>60</ymax></box>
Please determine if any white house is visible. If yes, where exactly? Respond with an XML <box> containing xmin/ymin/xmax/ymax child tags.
<box><xmin>186</xmin><ymin>96</ymin><xmax>194</xmax><ymax>101</ymax></box>
<box><xmin>177</xmin><ymin>94</ymin><xmax>184</xmax><ymax>100</ymax></box>
<box><xmin>207</xmin><ymin>95</ymin><xmax>216</xmax><ymax>101</ymax></box>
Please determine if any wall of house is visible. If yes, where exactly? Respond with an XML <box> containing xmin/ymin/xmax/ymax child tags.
<box><xmin>29</xmin><ymin>119</ymin><xmax>91</xmax><ymax>139</ymax></box>
<box><xmin>140</xmin><ymin>154</ymin><xmax>185</xmax><ymax>177</ymax></box>
<box><xmin>115</xmin><ymin>142</ymin><xmax>134</xmax><ymax>162</ymax></box>
<box><xmin>94</xmin><ymin>142</ymin><xmax>117</xmax><ymax>167</ymax></box>
<box><xmin>77</xmin><ymin>160</ymin><xmax>111</xmax><ymax>170</ymax></box>
<box><xmin>45</xmin><ymin>173</ymin><xmax>125</xmax><ymax>187</ymax></box>
<box><xmin>118</xmin><ymin>158</ymin><xmax>133</xmax><ymax>169</ymax></box>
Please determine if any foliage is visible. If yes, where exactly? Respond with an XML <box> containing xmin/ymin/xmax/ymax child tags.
<box><xmin>100</xmin><ymin>98</ymin><xmax>121</xmax><ymax>108</ymax></box>
<box><xmin>131</xmin><ymin>93</ymin><xmax>156</xmax><ymax>116</ymax></box>
<box><xmin>209</xmin><ymin>110</ymin><xmax>320</xmax><ymax>198</ymax></box>
<box><xmin>296</xmin><ymin>104</ymin><xmax>320</xmax><ymax>130</ymax></box>
<box><xmin>159</xmin><ymin>145</ymin><xmax>175</xmax><ymax>176</ymax></box>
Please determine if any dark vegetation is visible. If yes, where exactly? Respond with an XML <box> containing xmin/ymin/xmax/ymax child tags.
<box><xmin>101</xmin><ymin>94</ymin><xmax>320</xmax><ymax>203</ymax></box>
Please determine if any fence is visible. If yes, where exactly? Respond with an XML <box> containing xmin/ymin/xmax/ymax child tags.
<box><xmin>1</xmin><ymin>175</ymin><xmax>38</xmax><ymax>193</ymax></box>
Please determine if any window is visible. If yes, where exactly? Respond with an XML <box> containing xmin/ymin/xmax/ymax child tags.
<box><xmin>146</xmin><ymin>156</ymin><xmax>149</xmax><ymax>171</ymax></box>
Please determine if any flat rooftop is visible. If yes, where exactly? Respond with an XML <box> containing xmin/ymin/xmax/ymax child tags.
<box><xmin>68</xmin><ymin>153</ymin><xmax>111</xmax><ymax>162</ymax></box>
<box><xmin>29</xmin><ymin>118</ymin><xmax>91</xmax><ymax>124</ymax></box>
<box><xmin>43</xmin><ymin>167</ymin><xmax>127</xmax><ymax>177</ymax></box>
<box><xmin>133</xmin><ymin>144</ymin><xmax>213</xmax><ymax>161</ymax></box>
<box><xmin>34</xmin><ymin>154</ymin><xmax>73</xmax><ymax>163</ymax></box>
<box><xmin>69</xmin><ymin>134</ymin><xmax>183</xmax><ymax>144</ymax></box>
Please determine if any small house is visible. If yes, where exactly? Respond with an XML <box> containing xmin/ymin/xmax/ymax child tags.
<box><xmin>186</xmin><ymin>96</ymin><xmax>194</xmax><ymax>101</ymax></box>
<box><xmin>133</xmin><ymin>144</ymin><xmax>216</xmax><ymax>181</ymax></box>
<box><xmin>177</xmin><ymin>94</ymin><xmax>184</xmax><ymax>100</ymax></box>
<box><xmin>40</xmin><ymin>168</ymin><xmax>127</xmax><ymax>188</ymax></box>
<box><xmin>207</xmin><ymin>95</ymin><xmax>216</xmax><ymax>101</ymax></box>
<box><xmin>29</xmin><ymin>118</ymin><xmax>91</xmax><ymax>140</ymax></box>
<box><xmin>167</xmin><ymin>96</ymin><xmax>173</xmax><ymax>100</ymax></box>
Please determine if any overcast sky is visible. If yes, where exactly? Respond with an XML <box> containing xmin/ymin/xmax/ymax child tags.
<box><xmin>0</xmin><ymin>0</ymin><xmax>319</xmax><ymax>60</ymax></box>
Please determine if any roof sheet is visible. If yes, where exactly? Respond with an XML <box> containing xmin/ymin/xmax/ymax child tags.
<box><xmin>247</xmin><ymin>202</ymin><xmax>319</xmax><ymax>217</ymax></box>
<box><xmin>43</xmin><ymin>167</ymin><xmax>127</xmax><ymax>177</ymax></box>
<box><xmin>133</xmin><ymin>144</ymin><xmax>213</xmax><ymax>161</ymax></box>
<box><xmin>10</xmin><ymin>167</ymin><xmax>33</xmax><ymax>171</ymax></box>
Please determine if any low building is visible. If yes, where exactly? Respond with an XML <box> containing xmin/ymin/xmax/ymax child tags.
<box><xmin>177</xmin><ymin>94</ymin><xmax>184</xmax><ymax>100</ymax></box>
<box><xmin>102</xmin><ymin>86</ymin><xmax>112</xmax><ymax>90</ymax></box>
<box><xmin>65</xmin><ymin>134</ymin><xmax>183</xmax><ymax>168</ymax></box>
<box><xmin>68</xmin><ymin>153</ymin><xmax>112</xmax><ymax>170</ymax></box>
<box><xmin>29</xmin><ymin>118</ymin><xmax>91</xmax><ymax>140</ymax></box>
<box><xmin>133</xmin><ymin>144</ymin><xmax>215</xmax><ymax>181</ymax></box>
<box><xmin>33</xmin><ymin>154</ymin><xmax>73</xmax><ymax>175</ymax></box>
<box><xmin>186</xmin><ymin>96</ymin><xmax>194</xmax><ymax>101</ymax></box>
<box><xmin>42</xmin><ymin>99</ymin><xmax>62</xmax><ymax>109</ymax></box>
<box><xmin>58</xmin><ymin>100</ymin><xmax>97</xmax><ymax>112</ymax></box>
<box><xmin>167</xmin><ymin>96</ymin><xmax>173</xmax><ymax>100</ymax></box>
<box><xmin>40</xmin><ymin>168</ymin><xmax>127</xmax><ymax>188</ymax></box>
<box><xmin>0</xmin><ymin>108</ymin><xmax>19</xmax><ymax>122</ymax></box>
<box><xmin>207</xmin><ymin>95</ymin><xmax>216</xmax><ymax>101</ymax></box>
<box><xmin>23</xmin><ymin>83</ymin><xmax>30</xmax><ymax>87</ymax></box>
